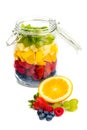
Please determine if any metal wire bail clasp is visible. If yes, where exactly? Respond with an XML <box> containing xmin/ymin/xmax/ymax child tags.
<box><xmin>6</xmin><ymin>30</ymin><xmax>17</xmax><ymax>46</ymax></box>
<box><xmin>57</xmin><ymin>23</ymin><xmax>81</xmax><ymax>51</ymax></box>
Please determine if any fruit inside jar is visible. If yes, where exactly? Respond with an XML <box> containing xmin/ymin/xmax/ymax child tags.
<box><xmin>14</xmin><ymin>21</ymin><xmax>58</xmax><ymax>87</ymax></box>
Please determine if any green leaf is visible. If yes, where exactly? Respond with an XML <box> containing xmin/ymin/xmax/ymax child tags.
<box><xmin>33</xmin><ymin>92</ymin><xmax>39</xmax><ymax>99</ymax></box>
<box><xmin>28</xmin><ymin>100</ymin><xmax>35</xmax><ymax>103</ymax></box>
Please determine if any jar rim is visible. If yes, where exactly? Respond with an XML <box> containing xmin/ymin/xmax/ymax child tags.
<box><xmin>15</xmin><ymin>17</ymin><xmax>57</xmax><ymax>35</ymax></box>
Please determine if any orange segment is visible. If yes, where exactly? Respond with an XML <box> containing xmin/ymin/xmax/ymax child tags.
<box><xmin>38</xmin><ymin>76</ymin><xmax>73</xmax><ymax>103</ymax></box>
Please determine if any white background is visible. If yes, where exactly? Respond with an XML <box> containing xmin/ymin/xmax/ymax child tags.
<box><xmin>0</xmin><ymin>0</ymin><xmax>87</xmax><ymax>129</ymax></box>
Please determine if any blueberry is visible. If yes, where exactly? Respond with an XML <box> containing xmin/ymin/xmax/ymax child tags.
<box><xmin>46</xmin><ymin>114</ymin><xmax>53</xmax><ymax>121</ymax></box>
<box><xmin>39</xmin><ymin>113</ymin><xmax>46</xmax><ymax>120</ymax></box>
<box><xmin>37</xmin><ymin>109</ymin><xmax>44</xmax><ymax>115</ymax></box>
<box><xmin>49</xmin><ymin>111</ymin><xmax>55</xmax><ymax>117</ymax></box>
<box><xmin>51</xmin><ymin>70</ymin><xmax>56</xmax><ymax>76</ymax></box>
<box><xmin>44</xmin><ymin>111</ymin><xmax>49</xmax><ymax>115</ymax></box>
<box><xmin>16</xmin><ymin>71</ymin><xmax>26</xmax><ymax>79</ymax></box>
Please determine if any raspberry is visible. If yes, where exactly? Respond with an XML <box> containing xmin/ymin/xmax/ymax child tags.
<box><xmin>54</xmin><ymin>107</ymin><xmax>64</xmax><ymax>116</ymax></box>
<box><xmin>14</xmin><ymin>60</ymin><xmax>20</xmax><ymax>68</ymax></box>
<box><xmin>16</xmin><ymin>67</ymin><xmax>25</xmax><ymax>74</ymax></box>
<box><xmin>20</xmin><ymin>62</ymin><xmax>32</xmax><ymax>69</ymax></box>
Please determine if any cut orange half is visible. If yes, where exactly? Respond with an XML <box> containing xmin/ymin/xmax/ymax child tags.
<box><xmin>38</xmin><ymin>76</ymin><xmax>73</xmax><ymax>103</ymax></box>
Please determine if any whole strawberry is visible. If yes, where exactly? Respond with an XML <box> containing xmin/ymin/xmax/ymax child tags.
<box><xmin>35</xmin><ymin>97</ymin><xmax>47</xmax><ymax>110</ymax></box>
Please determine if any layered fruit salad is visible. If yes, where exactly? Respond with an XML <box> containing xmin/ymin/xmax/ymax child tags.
<box><xmin>14</xmin><ymin>24</ymin><xmax>58</xmax><ymax>84</ymax></box>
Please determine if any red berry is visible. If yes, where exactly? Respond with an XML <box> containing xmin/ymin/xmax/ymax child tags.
<box><xmin>15</xmin><ymin>67</ymin><xmax>25</xmax><ymax>74</ymax></box>
<box><xmin>54</xmin><ymin>107</ymin><xmax>64</xmax><ymax>116</ymax></box>
<box><xmin>33</xmin><ymin>102</ymin><xmax>40</xmax><ymax>110</ymax></box>
<box><xmin>14</xmin><ymin>60</ymin><xmax>20</xmax><ymax>68</ymax></box>
<box><xmin>36</xmin><ymin>97</ymin><xmax>47</xmax><ymax>105</ymax></box>
<box><xmin>51</xmin><ymin>61</ymin><xmax>57</xmax><ymax>72</ymax></box>
<box><xmin>36</xmin><ymin>97</ymin><xmax>47</xmax><ymax>109</ymax></box>
<box><xmin>32</xmin><ymin>74</ymin><xmax>38</xmax><ymax>80</ymax></box>
<box><xmin>44</xmin><ymin>62</ymin><xmax>51</xmax><ymax>78</ymax></box>
<box><xmin>26</xmin><ymin>66</ymin><xmax>35</xmax><ymax>77</ymax></box>
<box><xmin>35</xmin><ymin>65</ymin><xmax>45</xmax><ymax>79</ymax></box>
<box><xmin>44</xmin><ymin>105</ymin><xmax>53</xmax><ymax>112</ymax></box>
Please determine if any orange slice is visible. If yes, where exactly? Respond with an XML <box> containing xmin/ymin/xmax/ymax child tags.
<box><xmin>38</xmin><ymin>76</ymin><xmax>73</xmax><ymax>103</ymax></box>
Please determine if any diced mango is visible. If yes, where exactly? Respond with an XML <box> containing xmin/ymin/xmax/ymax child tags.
<box><xmin>26</xmin><ymin>54</ymin><xmax>35</xmax><ymax>64</ymax></box>
<box><xmin>44</xmin><ymin>54</ymin><xmax>52</xmax><ymax>62</ymax></box>
<box><xmin>36</xmin><ymin>50</ymin><xmax>44</xmax><ymax>63</ymax></box>
<box><xmin>50</xmin><ymin>44</ymin><xmax>58</xmax><ymax>53</ymax></box>
<box><xmin>51</xmin><ymin>53</ymin><xmax>57</xmax><ymax>62</ymax></box>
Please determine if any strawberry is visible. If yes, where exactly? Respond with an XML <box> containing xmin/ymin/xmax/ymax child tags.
<box><xmin>26</xmin><ymin>65</ymin><xmax>35</xmax><ymax>77</ymax></box>
<box><xmin>33</xmin><ymin>102</ymin><xmax>40</xmax><ymax>110</ymax></box>
<box><xmin>35</xmin><ymin>65</ymin><xmax>45</xmax><ymax>79</ymax></box>
<box><xmin>32</xmin><ymin>74</ymin><xmax>38</xmax><ymax>80</ymax></box>
<box><xmin>44</xmin><ymin>62</ymin><xmax>51</xmax><ymax>78</ymax></box>
<box><xmin>35</xmin><ymin>97</ymin><xmax>47</xmax><ymax>109</ymax></box>
<box><xmin>54</xmin><ymin>107</ymin><xmax>64</xmax><ymax>116</ymax></box>
<box><xmin>44</xmin><ymin>105</ymin><xmax>53</xmax><ymax>112</ymax></box>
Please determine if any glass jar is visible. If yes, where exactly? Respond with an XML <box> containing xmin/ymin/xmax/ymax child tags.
<box><xmin>6</xmin><ymin>18</ymin><xmax>81</xmax><ymax>87</ymax></box>
<box><xmin>8</xmin><ymin>18</ymin><xmax>58</xmax><ymax>87</ymax></box>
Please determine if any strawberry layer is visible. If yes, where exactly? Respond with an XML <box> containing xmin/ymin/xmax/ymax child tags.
<box><xmin>14</xmin><ymin>60</ymin><xmax>57</xmax><ymax>80</ymax></box>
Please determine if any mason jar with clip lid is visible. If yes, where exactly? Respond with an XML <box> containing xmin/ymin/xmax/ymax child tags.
<box><xmin>6</xmin><ymin>17</ymin><xmax>81</xmax><ymax>87</ymax></box>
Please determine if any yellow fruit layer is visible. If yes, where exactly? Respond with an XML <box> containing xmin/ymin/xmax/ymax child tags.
<box><xmin>14</xmin><ymin>43</ymin><xmax>58</xmax><ymax>65</ymax></box>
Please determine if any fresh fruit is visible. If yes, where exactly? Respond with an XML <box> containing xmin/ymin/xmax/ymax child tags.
<box><xmin>63</xmin><ymin>99</ymin><xmax>78</xmax><ymax>112</ymax></box>
<box><xmin>52</xmin><ymin>102</ymin><xmax>62</xmax><ymax>108</ymax></box>
<box><xmin>26</xmin><ymin>65</ymin><xmax>35</xmax><ymax>76</ymax></box>
<box><xmin>28</xmin><ymin>93</ymin><xmax>79</xmax><ymax>121</ymax></box>
<box><xmin>18</xmin><ymin>24</ymin><xmax>55</xmax><ymax>48</ymax></box>
<box><xmin>69</xmin><ymin>98</ymin><xmax>78</xmax><ymax>105</ymax></box>
<box><xmin>14</xmin><ymin>60</ymin><xmax>57</xmax><ymax>80</ymax></box>
<box><xmin>44</xmin><ymin>105</ymin><xmax>53</xmax><ymax>112</ymax></box>
<box><xmin>34</xmin><ymin>97</ymin><xmax>47</xmax><ymax>110</ymax></box>
<box><xmin>54</xmin><ymin>107</ymin><xmax>64</xmax><ymax>116</ymax></box>
<box><xmin>15</xmin><ymin>67</ymin><xmax>25</xmax><ymax>74</ymax></box>
<box><xmin>63</xmin><ymin>101</ymin><xmax>70</xmax><ymax>110</ymax></box>
<box><xmin>37</xmin><ymin>109</ymin><xmax>55</xmax><ymax>121</ymax></box>
<box><xmin>35</xmin><ymin>65</ymin><xmax>45</xmax><ymax>79</ymax></box>
<box><xmin>33</xmin><ymin>102</ymin><xmax>40</xmax><ymax>110</ymax></box>
<box><xmin>51</xmin><ymin>61</ymin><xmax>57</xmax><ymax>72</ymax></box>
<box><xmin>46</xmin><ymin>114</ymin><xmax>53</xmax><ymax>121</ymax></box>
<box><xmin>37</xmin><ymin>109</ymin><xmax>44</xmax><ymax>115</ymax></box>
<box><xmin>39</xmin><ymin>113</ymin><xmax>46</xmax><ymax>120</ymax></box>
<box><xmin>44</xmin><ymin>62</ymin><xmax>52</xmax><ymax>78</ymax></box>
<box><xmin>68</xmin><ymin>105</ymin><xmax>78</xmax><ymax>112</ymax></box>
<box><xmin>38</xmin><ymin>76</ymin><xmax>73</xmax><ymax>103</ymax></box>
